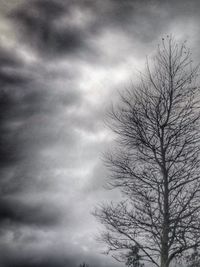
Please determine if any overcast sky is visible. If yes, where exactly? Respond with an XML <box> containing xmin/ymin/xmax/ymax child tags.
<box><xmin>0</xmin><ymin>0</ymin><xmax>200</xmax><ymax>266</ymax></box>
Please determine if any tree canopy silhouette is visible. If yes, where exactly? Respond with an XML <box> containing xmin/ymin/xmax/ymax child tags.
<box><xmin>94</xmin><ymin>37</ymin><xmax>200</xmax><ymax>267</ymax></box>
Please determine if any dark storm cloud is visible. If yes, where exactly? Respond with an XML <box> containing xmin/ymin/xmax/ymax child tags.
<box><xmin>10</xmin><ymin>0</ymin><xmax>169</xmax><ymax>60</ymax></box>
<box><xmin>0</xmin><ymin>57</ymin><xmax>53</xmax><ymax>230</ymax></box>
<box><xmin>0</xmin><ymin>47</ymin><xmax>30</xmax><ymax>86</ymax></box>
<box><xmin>0</xmin><ymin>248</ymin><xmax>118</xmax><ymax>267</ymax></box>
<box><xmin>0</xmin><ymin>197</ymin><xmax>61</xmax><ymax>227</ymax></box>
<box><xmin>5</xmin><ymin>260</ymin><xmax>74</xmax><ymax>267</ymax></box>
<box><xmin>0</xmin><ymin>47</ymin><xmax>21</xmax><ymax>67</ymax></box>
<box><xmin>0</xmin><ymin>80</ymin><xmax>82</xmax><ymax>196</ymax></box>
<box><xmin>0</xmin><ymin>241</ymin><xmax>119</xmax><ymax>267</ymax></box>
<box><xmin>10</xmin><ymin>0</ymin><xmax>88</xmax><ymax>56</ymax></box>
<box><xmin>0</xmin><ymin>41</ymin><xmax>82</xmax><ymax>240</ymax></box>
<box><xmin>9</xmin><ymin>0</ymin><xmax>200</xmax><ymax>62</ymax></box>
<box><xmin>0</xmin><ymin>46</ymin><xmax>32</xmax><ymax>170</ymax></box>
<box><xmin>0</xmin><ymin>249</ymin><xmax>76</xmax><ymax>267</ymax></box>
<box><xmin>5</xmin><ymin>260</ymin><xmax>73</xmax><ymax>267</ymax></box>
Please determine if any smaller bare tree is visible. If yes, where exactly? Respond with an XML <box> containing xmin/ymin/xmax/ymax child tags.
<box><xmin>125</xmin><ymin>245</ymin><xmax>144</xmax><ymax>267</ymax></box>
<box><xmin>79</xmin><ymin>262</ymin><xmax>89</xmax><ymax>267</ymax></box>
<box><xmin>185</xmin><ymin>247</ymin><xmax>200</xmax><ymax>267</ymax></box>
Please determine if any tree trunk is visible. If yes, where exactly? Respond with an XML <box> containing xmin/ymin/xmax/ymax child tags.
<box><xmin>160</xmin><ymin>177</ymin><xmax>169</xmax><ymax>267</ymax></box>
<box><xmin>160</xmin><ymin>128</ymin><xmax>170</xmax><ymax>267</ymax></box>
<box><xmin>160</xmin><ymin>243</ymin><xmax>169</xmax><ymax>267</ymax></box>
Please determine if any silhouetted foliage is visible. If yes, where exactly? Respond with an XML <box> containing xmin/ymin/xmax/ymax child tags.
<box><xmin>185</xmin><ymin>247</ymin><xmax>200</xmax><ymax>267</ymax></box>
<box><xmin>79</xmin><ymin>262</ymin><xmax>89</xmax><ymax>267</ymax></box>
<box><xmin>125</xmin><ymin>246</ymin><xmax>144</xmax><ymax>267</ymax></box>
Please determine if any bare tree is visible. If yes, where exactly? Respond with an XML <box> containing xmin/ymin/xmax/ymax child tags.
<box><xmin>94</xmin><ymin>37</ymin><xmax>200</xmax><ymax>267</ymax></box>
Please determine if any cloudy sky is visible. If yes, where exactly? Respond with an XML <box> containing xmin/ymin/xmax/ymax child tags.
<box><xmin>0</xmin><ymin>0</ymin><xmax>200</xmax><ymax>266</ymax></box>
